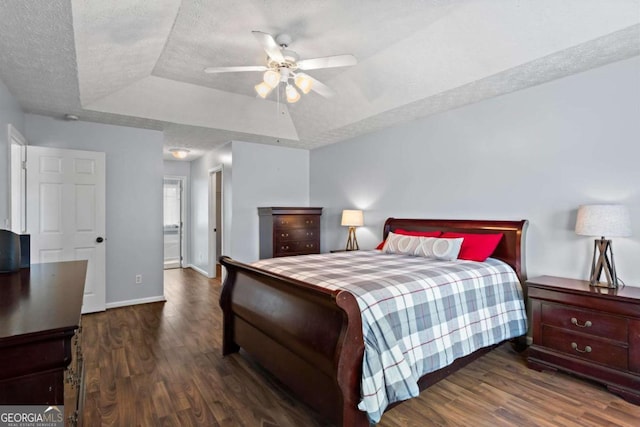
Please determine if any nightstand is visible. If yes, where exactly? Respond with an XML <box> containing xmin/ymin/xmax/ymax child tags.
<box><xmin>526</xmin><ymin>276</ymin><xmax>640</xmax><ymax>404</ymax></box>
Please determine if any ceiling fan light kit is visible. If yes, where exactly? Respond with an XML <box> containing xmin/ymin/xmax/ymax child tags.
<box><xmin>205</xmin><ymin>31</ymin><xmax>356</xmax><ymax>104</ymax></box>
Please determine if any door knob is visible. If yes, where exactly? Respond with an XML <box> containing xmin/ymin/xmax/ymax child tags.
<box><xmin>96</xmin><ymin>237</ymin><xmax>104</xmax><ymax>243</ymax></box>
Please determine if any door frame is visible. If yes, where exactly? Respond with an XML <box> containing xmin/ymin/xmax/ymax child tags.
<box><xmin>208</xmin><ymin>166</ymin><xmax>223</xmax><ymax>278</ymax></box>
<box><xmin>7</xmin><ymin>124</ymin><xmax>27</xmax><ymax>232</ymax></box>
<box><xmin>163</xmin><ymin>175</ymin><xmax>188</xmax><ymax>268</ymax></box>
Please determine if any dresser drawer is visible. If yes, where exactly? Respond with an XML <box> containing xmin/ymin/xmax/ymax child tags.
<box><xmin>274</xmin><ymin>215</ymin><xmax>320</xmax><ymax>229</ymax></box>
<box><xmin>274</xmin><ymin>241</ymin><xmax>319</xmax><ymax>257</ymax></box>
<box><xmin>541</xmin><ymin>325</ymin><xmax>628</xmax><ymax>370</ymax></box>
<box><xmin>275</xmin><ymin>227</ymin><xmax>319</xmax><ymax>242</ymax></box>
<box><xmin>541</xmin><ymin>303</ymin><xmax>628</xmax><ymax>343</ymax></box>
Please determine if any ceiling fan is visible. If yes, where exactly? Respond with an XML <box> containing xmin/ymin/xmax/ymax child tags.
<box><xmin>204</xmin><ymin>31</ymin><xmax>357</xmax><ymax>103</ymax></box>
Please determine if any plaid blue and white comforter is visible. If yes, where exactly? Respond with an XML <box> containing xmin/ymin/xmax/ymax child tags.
<box><xmin>252</xmin><ymin>250</ymin><xmax>527</xmax><ymax>424</ymax></box>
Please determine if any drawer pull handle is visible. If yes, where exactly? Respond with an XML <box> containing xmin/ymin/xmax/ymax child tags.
<box><xmin>571</xmin><ymin>342</ymin><xmax>592</xmax><ymax>353</ymax></box>
<box><xmin>571</xmin><ymin>317</ymin><xmax>592</xmax><ymax>328</ymax></box>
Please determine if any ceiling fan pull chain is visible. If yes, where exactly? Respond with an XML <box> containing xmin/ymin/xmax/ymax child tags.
<box><xmin>276</xmin><ymin>81</ymin><xmax>280</xmax><ymax>115</ymax></box>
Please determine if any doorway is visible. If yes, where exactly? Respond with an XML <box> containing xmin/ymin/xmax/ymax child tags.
<box><xmin>163</xmin><ymin>176</ymin><xmax>186</xmax><ymax>269</ymax></box>
<box><xmin>7</xmin><ymin>124</ymin><xmax>27</xmax><ymax>232</ymax></box>
<box><xmin>208</xmin><ymin>168</ymin><xmax>222</xmax><ymax>278</ymax></box>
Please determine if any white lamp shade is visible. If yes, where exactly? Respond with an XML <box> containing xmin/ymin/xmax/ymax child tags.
<box><xmin>255</xmin><ymin>82</ymin><xmax>272</xmax><ymax>98</ymax></box>
<box><xmin>285</xmin><ymin>84</ymin><xmax>300</xmax><ymax>103</ymax></box>
<box><xmin>575</xmin><ymin>204</ymin><xmax>632</xmax><ymax>237</ymax></box>
<box><xmin>263</xmin><ymin>70</ymin><xmax>280</xmax><ymax>88</ymax></box>
<box><xmin>294</xmin><ymin>73</ymin><xmax>313</xmax><ymax>94</ymax></box>
<box><xmin>341</xmin><ymin>209</ymin><xmax>364</xmax><ymax>227</ymax></box>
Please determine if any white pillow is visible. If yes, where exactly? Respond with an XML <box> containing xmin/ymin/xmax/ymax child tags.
<box><xmin>382</xmin><ymin>232</ymin><xmax>463</xmax><ymax>261</ymax></box>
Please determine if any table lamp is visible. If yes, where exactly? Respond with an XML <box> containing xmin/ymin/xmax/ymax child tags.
<box><xmin>575</xmin><ymin>204</ymin><xmax>631</xmax><ymax>288</ymax></box>
<box><xmin>341</xmin><ymin>209</ymin><xmax>363</xmax><ymax>251</ymax></box>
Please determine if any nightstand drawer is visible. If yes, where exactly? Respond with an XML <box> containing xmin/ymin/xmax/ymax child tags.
<box><xmin>542</xmin><ymin>325</ymin><xmax>628</xmax><ymax>370</ymax></box>
<box><xmin>541</xmin><ymin>303</ymin><xmax>628</xmax><ymax>343</ymax></box>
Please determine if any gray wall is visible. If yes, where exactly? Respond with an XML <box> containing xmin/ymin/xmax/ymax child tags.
<box><xmin>231</xmin><ymin>141</ymin><xmax>309</xmax><ymax>262</ymax></box>
<box><xmin>189</xmin><ymin>143</ymin><xmax>232</xmax><ymax>274</ymax></box>
<box><xmin>310</xmin><ymin>56</ymin><xmax>640</xmax><ymax>286</ymax></box>
<box><xmin>0</xmin><ymin>78</ymin><xmax>25</xmax><ymax>227</ymax></box>
<box><xmin>25</xmin><ymin>114</ymin><xmax>165</xmax><ymax>305</ymax></box>
<box><xmin>188</xmin><ymin>140</ymin><xmax>310</xmax><ymax>273</ymax></box>
<box><xmin>163</xmin><ymin>159</ymin><xmax>191</xmax><ymax>177</ymax></box>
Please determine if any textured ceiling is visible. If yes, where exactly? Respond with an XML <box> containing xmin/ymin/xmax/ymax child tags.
<box><xmin>0</xmin><ymin>1</ymin><xmax>638</xmax><ymax>160</ymax></box>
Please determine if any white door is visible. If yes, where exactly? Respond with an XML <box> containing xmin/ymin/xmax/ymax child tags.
<box><xmin>26</xmin><ymin>146</ymin><xmax>106</xmax><ymax>313</ymax></box>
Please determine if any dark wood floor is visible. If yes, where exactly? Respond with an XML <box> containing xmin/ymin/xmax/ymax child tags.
<box><xmin>82</xmin><ymin>268</ymin><xmax>640</xmax><ymax>426</ymax></box>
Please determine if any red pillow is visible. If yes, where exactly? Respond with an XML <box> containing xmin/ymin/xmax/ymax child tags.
<box><xmin>376</xmin><ymin>229</ymin><xmax>442</xmax><ymax>250</ymax></box>
<box><xmin>440</xmin><ymin>232</ymin><xmax>503</xmax><ymax>262</ymax></box>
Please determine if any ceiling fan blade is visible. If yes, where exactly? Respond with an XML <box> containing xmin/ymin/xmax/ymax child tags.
<box><xmin>297</xmin><ymin>54</ymin><xmax>357</xmax><ymax>71</ymax></box>
<box><xmin>252</xmin><ymin>31</ymin><xmax>285</xmax><ymax>63</ymax></box>
<box><xmin>307</xmin><ymin>75</ymin><xmax>336</xmax><ymax>98</ymax></box>
<box><xmin>204</xmin><ymin>65</ymin><xmax>268</xmax><ymax>74</ymax></box>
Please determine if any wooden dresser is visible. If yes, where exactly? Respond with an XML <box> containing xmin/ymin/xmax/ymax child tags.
<box><xmin>258</xmin><ymin>207</ymin><xmax>322</xmax><ymax>259</ymax></box>
<box><xmin>0</xmin><ymin>261</ymin><xmax>87</xmax><ymax>426</ymax></box>
<box><xmin>526</xmin><ymin>276</ymin><xmax>640</xmax><ymax>404</ymax></box>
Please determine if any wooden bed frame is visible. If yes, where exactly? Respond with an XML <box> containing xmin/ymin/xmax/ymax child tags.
<box><xmin>219</xmin><ymin>218</ymin><xmax>528</xmax><ymax>426</ymax></box>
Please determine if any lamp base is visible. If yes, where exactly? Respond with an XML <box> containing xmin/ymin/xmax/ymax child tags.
<box><xmin>588</xmin><ymin>238</ymin><xmax>619</xmax><ymax>288</ymax></box>
<box><xmin>345</xmin><ymin>227</ymin><xmax>359</xmax><ymax>251</ymax></box>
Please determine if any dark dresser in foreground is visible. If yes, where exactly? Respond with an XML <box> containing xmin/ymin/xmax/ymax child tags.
<box><xmin>258</xmin><ymin>207</ymin><xmax>322</xmax><ymax>259</ymax></box>
<box><xmin>526</xmin><ymin>275</ymin><xmax>640</xmax><ymax>404</ymax></box>
<box><xmin>0</xmin><ymin>261</ymin><xmax>87</xmax><ymax>426</ymax></box>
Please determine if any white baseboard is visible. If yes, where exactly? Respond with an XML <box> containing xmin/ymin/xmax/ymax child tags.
<box><xmin>187</xmin><ymin>264</ymin><xmax>212</xmax><ymax>278</ymax></box>
<box><xmin>106</xmin><ymin>295</ymin><xmax>166</xmax><ymax>310</ymax></box>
